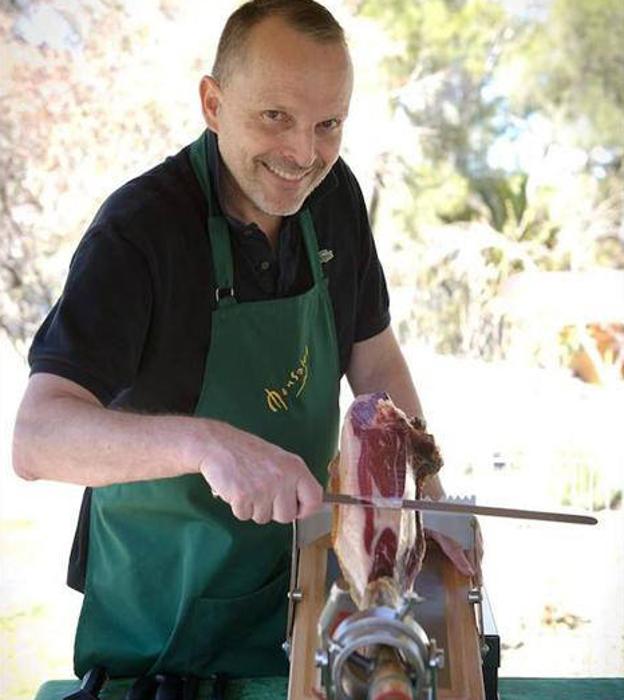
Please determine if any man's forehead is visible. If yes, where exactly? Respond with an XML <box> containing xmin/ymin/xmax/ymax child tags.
<box><xmin>251</xmin><ymin>71</ymin><xmax>351</xmax><ymax>107</ymax></box>
<box><xmin>228</xmin><ymin>18</ymin><xmax>352</xmax><ymax>107</ymax></box>
<box><xmin>241</xmin><ymin>15</ymin><xmax>350</xmax><ymax>72</ymax></box>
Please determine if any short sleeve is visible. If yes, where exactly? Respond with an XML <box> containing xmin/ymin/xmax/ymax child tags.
<box><xmin>351</xmin><ymin>178</ymin><xmax>390</xmax><ymax>342</ymax></box>
<box><xmin>29</xmin><ymin>226</ymin><xmax>152</xmax><ymax>406</ymax></box>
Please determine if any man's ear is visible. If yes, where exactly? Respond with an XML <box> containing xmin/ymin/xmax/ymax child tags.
<box><xmin>199</xmin><ymin>75</ymin><xmax>222</xmax><ymax>132</ymax></box>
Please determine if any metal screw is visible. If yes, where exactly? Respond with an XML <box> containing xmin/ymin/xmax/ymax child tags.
<box><xmin>429</xmin><ymin>639</ymin><xmax>445</xmax><ymax>669</ymax></box>
<box><xmin>431</xmin><ymin>649</ymin><xmax>445</xmax><ymax>669</ymax></box>
<box><xmin>288</xmin><ymin>588</ymin><xmax>303</xmax><ymax>602</ymax></box>
<box><xmin>468</xmin><ymin>588</ymin><xmax>482</xmax><ymax>604</ymax></box>
<box><xmin>315</xmin><ymin>649</ymin><xmax>329</xmax><ymax>667</ymax></box>
<box><xmin>328</xmin><ymin>639</ymin><xmax>344</xmax><ymax>652</ymax></box>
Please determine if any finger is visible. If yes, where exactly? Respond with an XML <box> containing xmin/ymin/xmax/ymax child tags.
<box><xmin>231</xmin><ymin>499</ymin><xmax>253</xmax><ymax>521</ymax></box>
<box><xmin>251</xmin><ymin>500</ymin><xmax>273</xmax><ymax>525</ymax></box>
<box><xmin>295</xmin><ymin>475</ymin><xmax>323</xmax><ymax>519</ymax></box>
<box><xmin>470</xmin><ymin>552</ymin><xmax>483</xmax><ymax>587</ymax></box>
<box><xmin>425</xmin><ymin>529</ymin><xmax>475</xmax><ymax>577</ymax></box>
<box><xmin>272</xmin><ymin>490</ymin><xmax>298</xmax><ymax>524</ymax></box>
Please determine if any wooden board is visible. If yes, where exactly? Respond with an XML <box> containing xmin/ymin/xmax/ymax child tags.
<box><xmin>288</xmin><ymin>534</ymin><xmax>331</xmax><ymax>699</ymax></box>
<box><xmin>417</xmin><ymin>542</ymin><xmax>485</xmax><ymax>700</ymax></box>
<box><xmin>287</xmin><ymin>538</ymin><xmax>484</xmax><ymax>700</ymax></box>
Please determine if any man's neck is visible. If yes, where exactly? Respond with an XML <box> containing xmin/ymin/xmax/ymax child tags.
<box><xmin>220</xmin><ymin>169</ymin><xmax>281</xmax><ymax>248</ymax></box>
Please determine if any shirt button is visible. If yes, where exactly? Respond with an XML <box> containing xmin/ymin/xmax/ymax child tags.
<box><xmin>260</xmin><ymin>261</ymin><xmax>271</xmax><ymax>271</ymax></box>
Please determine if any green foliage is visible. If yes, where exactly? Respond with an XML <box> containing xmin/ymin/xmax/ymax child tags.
<box><xmin>473</xmin><ymin>173</ymin><xmax>527</xmax><ymax>231</ymax></box>
<box><xmin>0</xmin><ymin>1</ymin><xmax>237</xmax><ymax>348</ymax></box>
<box><xmin>504</xmin><ymin>0</ymin><xmax>624</xmax><ymax>150</ymax></box>
<box><xmin>361</xmin><ymin>0</ymin><xmax>512</xmax><ymax>173</ymax></box>
<box><xmin>360</xmin><ymin>0</ymin><xmax>508</xmax><ymax>82</ymax></box>
<box><xmin>360</xmin><ymin>0</ymin><xmax>624</xmax><ymax>364</ymax></box>
<box><xmin>2</xmin><ymin>0</ymin><xmax>622</xmax><ymax>369</ymax></box>
<box><xmin>398</xmin><ymin>160</ymin><xmax>472</xmax><ymax>227</ymax></box>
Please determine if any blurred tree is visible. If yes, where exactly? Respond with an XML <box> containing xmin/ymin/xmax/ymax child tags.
<box><xmin>358</xmin><ymin>0</ymin><xmax>515</xmax><ymax>227</ymax></box>
<box><xmin>357</xmin><ymin>0</ymin><xmax>624</xmax><ymax>362</ymax></box>
<box><xmin>507</xmin><ymin>0</ymin><xmax>624</xmax><ymax>153</ymax></box>
<box><xmin>2</xmin><ymin>0</ymin><xmax>622</xmax><ymax>366</ymax></box>
<box><xmin>0</xmin><ymin>0</ymin><xmax>230</xmax><ymax>349</ymax></box>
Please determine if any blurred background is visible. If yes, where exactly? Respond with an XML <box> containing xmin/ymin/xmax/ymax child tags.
<box><xmin>1</xmin><ymin>0</ymin><xmax>623</xmax><ymax>698</ymax></box>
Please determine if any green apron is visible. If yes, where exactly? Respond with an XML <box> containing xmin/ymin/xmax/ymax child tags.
<box><xmin>73</xmin><ymin>131</ymin><xmax>340</xmax><ymax>679</ymax></box>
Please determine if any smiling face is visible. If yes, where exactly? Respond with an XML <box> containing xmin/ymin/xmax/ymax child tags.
<box><xmin>200</xmin><ymin>16</ymin><xmax>353</xmax><ymax>237</ymax></box>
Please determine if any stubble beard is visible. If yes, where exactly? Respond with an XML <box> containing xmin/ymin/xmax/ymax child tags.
<box><xmin>247</xmin><ymin>160</ymin><xmax>329</xmax><ymax>218</ymax></box>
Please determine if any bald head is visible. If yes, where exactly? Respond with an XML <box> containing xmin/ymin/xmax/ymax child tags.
<box><xmin>213</xmin><ymin>0</ymin><xmax>348</xmax><ymax>86</ymax></box>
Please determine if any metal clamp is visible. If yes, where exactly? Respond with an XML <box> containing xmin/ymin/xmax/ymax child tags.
<box><xmin>214</xmin><ymin>287</ymin><xmax>234</xmax><ymax>303</ymax></box>
<box><xmin>318</xmin><ymin>586</ymin><xmax>443</xmax><ymax>700</ymax></box>
<box><xmin>468</xmin><ymin>587</ymin><xmax>489</xmax><ymax>656</ymax></box>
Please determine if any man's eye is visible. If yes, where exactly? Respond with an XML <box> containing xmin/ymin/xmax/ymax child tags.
<box><xmin>318</xmin><ymin>118</ymin><xmax>341</xmax><ymax>132</ymax></box>
<box><xmin>263</xmin><ymin>110</ymin><xmax>286</xmax><ymax>122</ymax></box>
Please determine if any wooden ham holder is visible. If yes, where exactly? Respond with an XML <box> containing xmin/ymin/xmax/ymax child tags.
<box><xmin>287</xmin><ymin>532</ymin><xmax>485</xmax><ymax>700</ymax></box>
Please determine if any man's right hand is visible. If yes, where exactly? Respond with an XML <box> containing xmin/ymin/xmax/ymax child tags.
<box><xmin>196</xmin><ymin>422</ymin><xmax>323</xmax><ymax>525</ymax></box>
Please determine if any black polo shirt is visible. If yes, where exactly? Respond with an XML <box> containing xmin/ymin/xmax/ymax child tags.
<box><xmin>29</xmin><ymin>130</ymin><xmax>390</xmax><ymax>412</ymax></box>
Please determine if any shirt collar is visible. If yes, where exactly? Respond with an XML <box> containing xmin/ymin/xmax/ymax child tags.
<box><xmin>203</xmin><ymin>128</ymin><xmax>339</xmax><ymax>229</ymax></box>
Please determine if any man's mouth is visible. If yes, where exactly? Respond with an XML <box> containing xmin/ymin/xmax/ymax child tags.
<box><xmin>261</xmin><ymin>161</ymin><xmax>312</xmax><ymax>182</ymax></box>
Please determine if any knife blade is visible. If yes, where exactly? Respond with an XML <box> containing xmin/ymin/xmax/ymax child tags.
<box><xmin>323</xmin><ymin>493</ymin><xmax>597</xmax><ymax>526</ymax></box>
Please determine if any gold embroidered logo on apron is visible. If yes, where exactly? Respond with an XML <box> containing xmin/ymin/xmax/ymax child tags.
<box><xmin>265</xmin><ymin>346</ymin><xmax>309</xmax><ymax>412</ymax></box>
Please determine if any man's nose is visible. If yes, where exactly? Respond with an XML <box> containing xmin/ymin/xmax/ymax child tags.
<box><xmin>283</xmin><ymin>126</ymin><xmax>316</xmax><ymax>169</ymax></box>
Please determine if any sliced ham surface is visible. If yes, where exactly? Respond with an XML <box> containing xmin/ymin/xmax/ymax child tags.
<box><xmin>330</xmin><ymin>392</ymin><xmax>442</xmax><ymax>608</ymax></box>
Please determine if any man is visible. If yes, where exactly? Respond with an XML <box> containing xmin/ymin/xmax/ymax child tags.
<box><xmin>13</xmin><ymin>0</ymin><xmax>443</xmax><ymax>689</ymax></box>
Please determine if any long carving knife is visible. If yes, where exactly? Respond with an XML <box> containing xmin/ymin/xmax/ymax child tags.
<box><xmin>323</xmin><ymin>493</ymin><xmax>597</xmax><ymax>526</ymax></box>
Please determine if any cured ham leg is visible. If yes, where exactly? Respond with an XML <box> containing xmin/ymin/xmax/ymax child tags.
<box><xmin>330</xmin><ymin>392</ymin><xmax>442</xmax><ymax>609</ymax></box>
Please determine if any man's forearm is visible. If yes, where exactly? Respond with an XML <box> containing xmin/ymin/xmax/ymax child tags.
<box><xmin>347</xmin><ymin>328</ymin><xmax>445</xmax><ymax>500</ymax></box>
<box><xmin>347</xmin><ymin>328</ymin><xmax>424</xmax><ymax>418</ymax></box>
<box><xmin>356</xmin><ymin>345</ymin><xmax>423</xmax><ymax>420</ymax></box>
<box><xmin>13</xmin><ymin>373</ymin><xmax>323</xmax><ymax>524</ymax></box>
<box><xmin>13</xmin><ymin>374</ymin><xmax>218</xmax><ymax>486</ymax></box>
<box><xmin>13</xmin><ymin>374</ymin><xmax>322</xmax><ymax>524</ymax></box>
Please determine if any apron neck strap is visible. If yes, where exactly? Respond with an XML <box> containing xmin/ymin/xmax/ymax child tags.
<box><xmin>299</xmin><ymin>209</ymin><xmax>323</xmax><ymax>286</ymax></box>
<box><xmin>189</xmin><ymin>130</ymin><xmax>220</xmax><ymax>219</ymax></box>
<box><xmin>190</xmin><ymin>132</ymin><xmax>235</xmax><ymax>304</ymax></box>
